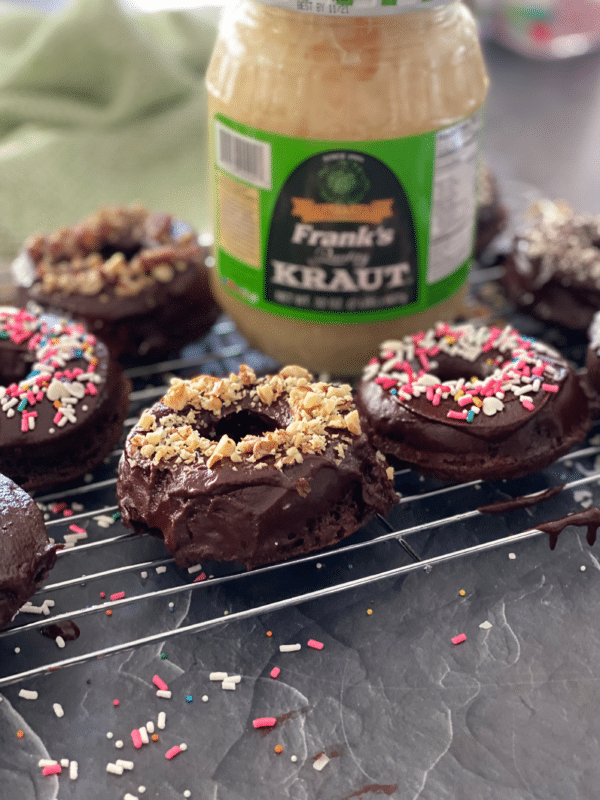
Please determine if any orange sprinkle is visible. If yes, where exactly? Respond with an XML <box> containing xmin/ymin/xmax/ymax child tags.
<box><xmin>152</xmin><ymin>733</ymin><xmax>159</xmax><ymax>742</ymax></box>
<box><xmin>106</xmin><ymin>609</ymin><xmax>113</xmax><ymax>617</ymax></box>
<box><xmin>53</xmin><ymin>400</ymin><xmax>62</xmax><ymax>409</ymax></box>
<box><xmin>274</xmin><ymin>744</ymin><xmax>283</xmax><ymax>754</ymax></box>
<box><xmin>366</xmin><ymin>608</ymin><xmax>373</xmax><ymax>616</ymax></box>
<box><xmin>266</xmin><ymin>630</ymin><xmax>273</xmax><ymax>637</ymax></box>
<box><xmin>16</xmin><ymin>730</ymin><xmax>24</xmax><ymax>739</ymax></box>
<box><xmin>459</xmin><ymin>589</ymin><xmax>466</xmax><ymax>597</ymax></box>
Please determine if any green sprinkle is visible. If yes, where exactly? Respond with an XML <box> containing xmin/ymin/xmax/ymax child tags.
<box><xmin>112</xmin><ymin>511</ymin><xmax>121</xmax><ymax>521</ymax></box>
<box><xmin>466</xmin><ymin>408</ymin><xmax>475</xmax><ymax>423</ymax></box>
<box><xmin>17</xmin><ymin>398</ymin><xmax>28</xmax><ymax>412</ymax></box>
<box><xmin>160</xmin><ymin>652</ymin><xmax>168</xmax><ymax>660</ymax></box>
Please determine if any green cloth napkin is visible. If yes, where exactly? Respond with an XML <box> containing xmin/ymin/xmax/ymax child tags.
<box><xmin>0</xmin><ymin>0</ymin><xmax>219</xmax><ymax>269</ymax></box>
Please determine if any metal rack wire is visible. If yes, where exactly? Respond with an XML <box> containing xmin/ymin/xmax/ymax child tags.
<box><xmin>1</xmin><ymin>302</ymin><xmax>599</xmax><ymax>689</ymax></box>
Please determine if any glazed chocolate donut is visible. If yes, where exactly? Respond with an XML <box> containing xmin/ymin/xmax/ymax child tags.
<box><xmin>0</xmin><ymin>472</ymin><xmax>60</xmax><ymax>629</ymax></box>
<box><xmin>117</xmin><ymin>365</ymin><xmax>397</xmax><ymax>570</ymax></box>
<box><xmin>13</xmin><ymin>205</ymin><xmax>220</xmax><ymax>361</ymax></box>
<box><xmin>502</xmin><ymin>200</ymin><xmax>600</xmax><ymax>331</ymax></box>
<box><xmin>355</xmin><ymin>322</ymin><xmax>591</xmax><ymax>482</ymax></box>
<box><xmin>474</xmin><ymin>163</ymin><xmax>508</xmax><ymax>259</ymax></box>
<box><xmin>0</xmin><ymin>307</ymin><xmax>130</xmax><ymax>492</ymax></box>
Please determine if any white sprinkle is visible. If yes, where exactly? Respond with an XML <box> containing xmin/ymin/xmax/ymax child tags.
<box><xmin>508</xmin><ymin>552</ymin><xmax>516</xmax><ymax>560</ymax></box>
<box><xmin>209</xmin><ymin>672</ymin><xmax>228</xmax><ymax>682</ymax></box>
<box><xmin>157</xmin><ymin>711</ymin><xmax>166</xmax><ymax>730</ymax></box>
<box><xmin>138</xmin><ymin>788</ymin><xmax>146</xmax><ymax>794</ymax></box>
<box><xmin>53</xmin><ymin>703</ymin><xmax>64</xmax><ymax>718</ymax></box>
<box><xmin>106</xmin><ymin>732</ymin><xmax>114</xmax><ymax>740</ymax></box>
<box><xmin>69</xmin><ymin>761</ymin><xmax>78</xmax><ymax>780</ymax></box>
<box><xmin>115</xmin><ymin>740</ymin><xmax>124</xmax><ymax>749</ymax></box>
<box><xmin>116</xmin><ymin>759</ymin><xmax>134</xmax><ymax>771</ymax></box>
<box><xmin>202</xmin><ymin>695</ymin><xmax>209</xmax><ymax>702</ymax></box>
<box><xmin>123</xmin><ymin>794</ymin><xmax>139</xmax><ymax>800</ymax></box>
<box><xmin>60</xmin><ymin>758</ymin><xmax>70</xmax><ymax>767</ymax></box>
<box><xmin>140</xmin><ymin>571</ymin><xmax>148</xmax><ymax>579</ymax></box>
<box><xmin>279</xmin><ymin>644</ymin><xmax>301</xmax><ymax>652</ymax></box>
<box><xmin>479</xmin><ymin>620</ymin><xmax>493</xmax><ymax>630</ymax></box>
<box><xmin>146</xmin><ymin>721</ymin><xmax>155</xmax><ymax>734</ymax></box>
<box><xmin>187</xmin><ymin>564</ymin><xmax>202</xmax><ymax>574</ymax></box>
<box><xmin>55</xmin><ymin>636</ymin><xmax>66</xmax><ymax>649</ymax></box>
<box><xmin>184</xmin><ymin>792</ymin><xmax>192</xmax><ymax>798</ymax></box>
<box><xmin>313</xmin><ymin>753</ymin><xmax>330</xmax><ymax>771</ymax></box>
<box><xmin>38</xmin><ymin>759</ymin><xmax>58</xmax><ymax>767</ymax></box>
<box><xmin>180</xmin><ymin>743</ymin><xmax>188</xmax><ymax>751</ymax></box>
<box><xmin>156</xmin><ymin>566</ymin><xmax>167</xmax><ymax>574</ymax></box>
<box><xmin>291</xmin><ymin>755</ymin><xmax>298</xmax><ymax>762</ymax></box>
<box><xmin>139</xmin><ymin>726</ymin><xmax>149</xmax><ymax>744</ymax></box>
<box><xmin>227</xmin><ymin>674</ymin><xmax>241</xmax><ymax>683</ymax></box>
<box><xmin>581</xmin><ymin>565</ymin><xmax>587</xmax><ymax>572</ymax></box>
<box><xmin>156</xmin><ymin>689</ymin><xmax>172</xmax><ymax>699</ymax></box>
<box><xmin>19</xmin><ymin>689</ymin><xmax>38</xmax><ymax>700</ymax></box>
<box><xmin>316</xmin><ymin>562</ymin><xmax>323</xmax><ymax>569</ymax></box>
<box><xmin>19</xmin><ymin>602</ymin><xmax>45</xmax><ymax>615</ymax></box>
<box><xmin>14</xmin><ymin>647</ymin><xmax>20</xmax><ymax>654</ymax></box>
<box><xmin>106</xmin><ymin>762</ymin><xmax>123</xmax><ymax>775</ymax></box>
<box><xmin>221</xmin><ymin>680</ymin><xmax>237</xmax><ymax>691</ymax></box>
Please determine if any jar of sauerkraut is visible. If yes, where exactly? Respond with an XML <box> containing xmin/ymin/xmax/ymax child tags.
<box><xmin>206</xmin><ymin>0</ymin><xmax>488</xmax><ymax>375</ymax></box>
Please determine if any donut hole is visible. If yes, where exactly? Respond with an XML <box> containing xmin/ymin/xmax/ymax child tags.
<box><xmin>0</xmin><ymin>346</ymin><xmax>35</xmax><ymax>385</ymax></box>
<box><xmin>432</xmin><ymin>354</ymin><xmax>496</xmax><ymax>383</ymax></box>
<box><xmin>213</xmin><ymin>410</ymin><xmax>280</xmax><ymax>442</ymax></box>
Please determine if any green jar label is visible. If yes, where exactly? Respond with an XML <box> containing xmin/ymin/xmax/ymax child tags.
<box><xmin>212</xmin><ymin>112</ymin><xmax>481</xmax><ymax>324</ymax></box>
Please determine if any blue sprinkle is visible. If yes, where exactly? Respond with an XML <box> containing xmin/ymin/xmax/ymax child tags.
<box><xmin>17</xmin><ymin>398</ymin><xmax>28</xmax><ymax>412</ymax></box>
<box><xmin>185</xmin><ymin>695</ymin><xmax>193</xmax><ymax>703</ymax></box>
<box><xmin>390</xmin><ymin>388</ymin><xmax>397</xmax><ymax>395</ymax></box>
<box><xmin>466</xmin><ymin>409</ymin><xmax>475</xmax><ymax>423</ymax></box>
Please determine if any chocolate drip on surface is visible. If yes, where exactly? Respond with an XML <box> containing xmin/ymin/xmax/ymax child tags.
<box><xmin>478</xmin><ymin>484</ymin><xmax>565</xmax><ymax>514</ymax></box>
<box><xmin>41</xmin><ymin>620</ymin><xmax>81</xmax><ymax>642</ymax></box>
<box><xmin>537</xmin><ymin>507</ymin><xmax>600</xmax><ymax>550</ymax></box>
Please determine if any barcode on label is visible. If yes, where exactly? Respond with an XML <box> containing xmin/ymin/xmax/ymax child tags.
<box><xmin>215</xmin><ymin>122</ymin><xmax>271</xmax><ymax>190</ymax></box>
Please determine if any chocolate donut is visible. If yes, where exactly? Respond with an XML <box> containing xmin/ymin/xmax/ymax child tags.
<box><xmin>117</xmin><ymin>365</ymin><xmax>397</xmax><ymax>570</ymax></box>
<box><xmin>13</xmin><ymin>205</ymin><xmax>220</xmax><ymax>361</ymax></box>
<box><xmin>502</xmin><ymin>200</ymin><xmax>600</xmax><ymax>331</ymax></box>
<box><xmin>355</xmin><ymin>322</ymin><xmax>591</xmax><ymax>482</ymax></box>
<box><xmin>0</xmin><ymin>472</ymin><xmax>59</xmax><ymax>629</ymax></box>
<box><xmin>474</xmin><ymin>163</ymin><xmax>507</xmax><ymax>259</ymax></box>
<box><xmin>0</xmin><ymin>307</ymin><xmax>130</xmax><ymax>492</ymax></box>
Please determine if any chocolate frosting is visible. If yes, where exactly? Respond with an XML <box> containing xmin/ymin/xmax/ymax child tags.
<box><xmin>117</xmin><ymin>368</ymin><xmax>398</xmax><ymax>570</ymax></box>
<box><xmin>356</xmin><ymin>325</ymin><xmax>591</xmax><ymax>482</ymax></box>
<box><xmin>0</xmin><ymin>473</ymin><xmax>59</xmax><ymax>629</ymax></box>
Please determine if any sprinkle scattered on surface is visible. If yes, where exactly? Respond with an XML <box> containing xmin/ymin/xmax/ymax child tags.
<box><xmin>366</xmin><ymin>608</ymin><xmax>373</xmax><ymax>616</ymax></box>
<box><xmin>307</xmin><ymin>639</ymin><xmax>324</xmax><ymax>650</ymax></box>
<box><xmin>253</xmin><ymin>717</ymin><xmax>277</xmax><ymax>729</ymax></box>
<box><xmin>19</xmin><ymin>689</ymin><xmax>38</xmax><ymax>700</ymax></box>
<box><xmin>479</xmin><ymin>620</ymin><xmax>493</xmax><ymax>630</ymax></box>
<box><xmin>165</xmin><ymin>745</ymin><xmax>183</xmax><ymax>760</ymax></box>
<box><xmin>452</xmin><ymin>633</ymin><xmax>467</xmax><ymax>645</ymax></box>
<box><xmin>53</xmin><ymin>703</ymin><xmax>64</xmax><ymax>717</ymax></box>
<box><xmin>131</xmin><ymin>729</ymin><xmax>143</xmax><ymax>749</ymax></box>
<box><xmin>43</xmin><ymin>764</ymin><xmax>62</xmax><ymax>776</ymax></box>
<box><xmin>313</xmin><ymin>753</ymin><xmax>330</xmax><ymax>771</ymax></box>
<box><xmin>581</xmin><ymin>565</ymin><xmax>587</xmax><ymax>572</ymax></box>
<box><xmin>152</xmin><ymin>675</ymin><xmax>169</xmax><ymax>692</ymax></box>
<box><xmin>157</xmin><ymin>711</ymin><xmax>166</xmax><ymax>730</ymax></box>
<box><xmin>270</xmin><ymin>667</ymin><xmax>281</xmax><ymax>679</ymax></box>
<box><xmin>508</xmin><ymin>552</ymin><xmax>516</xmax><ymax>560</ymax></box>
<box><xmin>209</xmin><ymin>672</ymin><xmax>228</xmax><ymax>682</ymax></box>
<box><xmin>16</xmin><ymin>730</ymin><xmax>24</xmax><ymax>739</ymax></box>
<box><xmin>156</xmin><ymin>690</ymin><xmax>172</xmax><ymax>699</ymax></box>
<box><xmin>459</xmin><ymin>589</ymin><xmax>466</xmax><ymax>597</ymax></box>
<box><xmin>279</xmin><ymin>644</ymin><xmax>301</xmax><ymax>653</ymax></box>
<box><xmin>274</xmin><ymin>744</ymin><xmax>283</xmax><ymax>754</ymax></box>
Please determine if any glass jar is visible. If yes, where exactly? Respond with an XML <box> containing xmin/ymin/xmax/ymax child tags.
<box><xmin>206</xmin><ymin>0</ymin><xmax>488</xmax><ymax>376</ymax></box>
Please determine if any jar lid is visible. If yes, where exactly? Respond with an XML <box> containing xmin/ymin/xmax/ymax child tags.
<box><xmin>255</xmin><ymin>0</ymin><xmax>452</xmax><ymax>14</ymax></box>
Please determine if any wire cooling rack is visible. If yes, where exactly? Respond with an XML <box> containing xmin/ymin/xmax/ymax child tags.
<box><xmin>1</xmin><ymin>289</ymin><xmax>599</xmax><ymax>690</ymax></box>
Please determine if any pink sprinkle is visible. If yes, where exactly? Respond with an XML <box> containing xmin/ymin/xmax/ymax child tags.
<box><xmin>62</xmin><ymin>509</ymin><xmax>73</xmax><ymax>517</ymax></box>
<box><xmin>457</xmin><ymin>394</ymin><xmax>473</xmax><ymax>407</ymax></box>
<box><xmin>270</xmin><ymin>667</ymin><xmax>281</xmax><ymax>679</ymax></box>
<box><xmin>113</xmin><ymin>699</ymin><xmax>120</xmax><ymax>706</ymax></box>
<box><xmin>375</xmin><ymin>376</ymin><xmax>397</xmax><ymax>391</ymax></box>
<box><xmin>542</xmin><ymin>383</ymin><xmax>559</xmax><ymax>392</ymax></box>
<box><xmin>165</xmin><ymin>745</ymin><xmax>182</xmax><ymax>760</ymax></box>
<box><xmin>253</xmin><ymin>717</ymin><xmax>277</xmax><ymax>729</ymax></box>
<box><xmin>193</xmin><ymin>572</ymin><xmax>207</xmax><ymax>582</ymax></box>
<box><xmin>69</xmin><ymin>524</ymin><xmax>86</xmax><ymax>535</ymax></box>
<box><xmin>53</xmin><ymin>410</ymin><xmax>63</xmax><ymax>425</ymax></box>
<box><xmin>368</xmin><ymin>357</ymin><xmax>378</xmax><ymax>365</ymax></box>
<box><xmin>100</xmin><ymin>592</ymin><xmax>106</xmax><ymax>599</ymax></box>
<box><xmin>521</xmin><ymin>399</ymin><xmax>535</xmax><ymax>411</ymax></box>
<box><xmin>110</xmin><ymin>591</ymin><xmax>125</xmax><ymax>601</ymax></box>
<box><xmin>532</xmin><ymin>365</ymin><xmax>545</xmax><ymax>376</ymax></box>
<box><xmin>85</xmin><ymin>382</ymin><xmax>98</xmax><ymax>396</ymax></box>
<box><xmin>153</xmin><ymin>675</ymin><xmax>169</xmax><ymax>691</ymax></box>
<box><xmin>452</xmin><ymin>633</ymin><xmax>467</xmax><ymax>645</ymax></box>
<box><xmin>447</xmin><ymin>410</ymin><xmax>468</xmax><ymax>420</ymax></box>
<box><xmin>307</xmin><ymin>639</ymin><xmax>324</xmax><ymax>650</ymax></box>
<box><xmin>131</xmin><ymin>729</ymin><xmax>143</xmax><ymax>748</ymax></box>
<box><xmin>432</xmin><ymin>393</ymin><xmax>441</xmax><ymax>407</ymax></box>
<box><xmin>42</xmin><ymin>764</ymin><xmax>62</xmax><ymax>776</ymax></box>
<box><xmin>426</xmin><ymin>386</ymin><xmax>434</xmax><ymax>402</ymax></box>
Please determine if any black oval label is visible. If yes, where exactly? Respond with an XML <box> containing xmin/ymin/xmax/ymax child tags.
<box><xmin>265</xmin><ymin>151</ymin><xmax>418</xmax><ymax>314</ymax></box>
